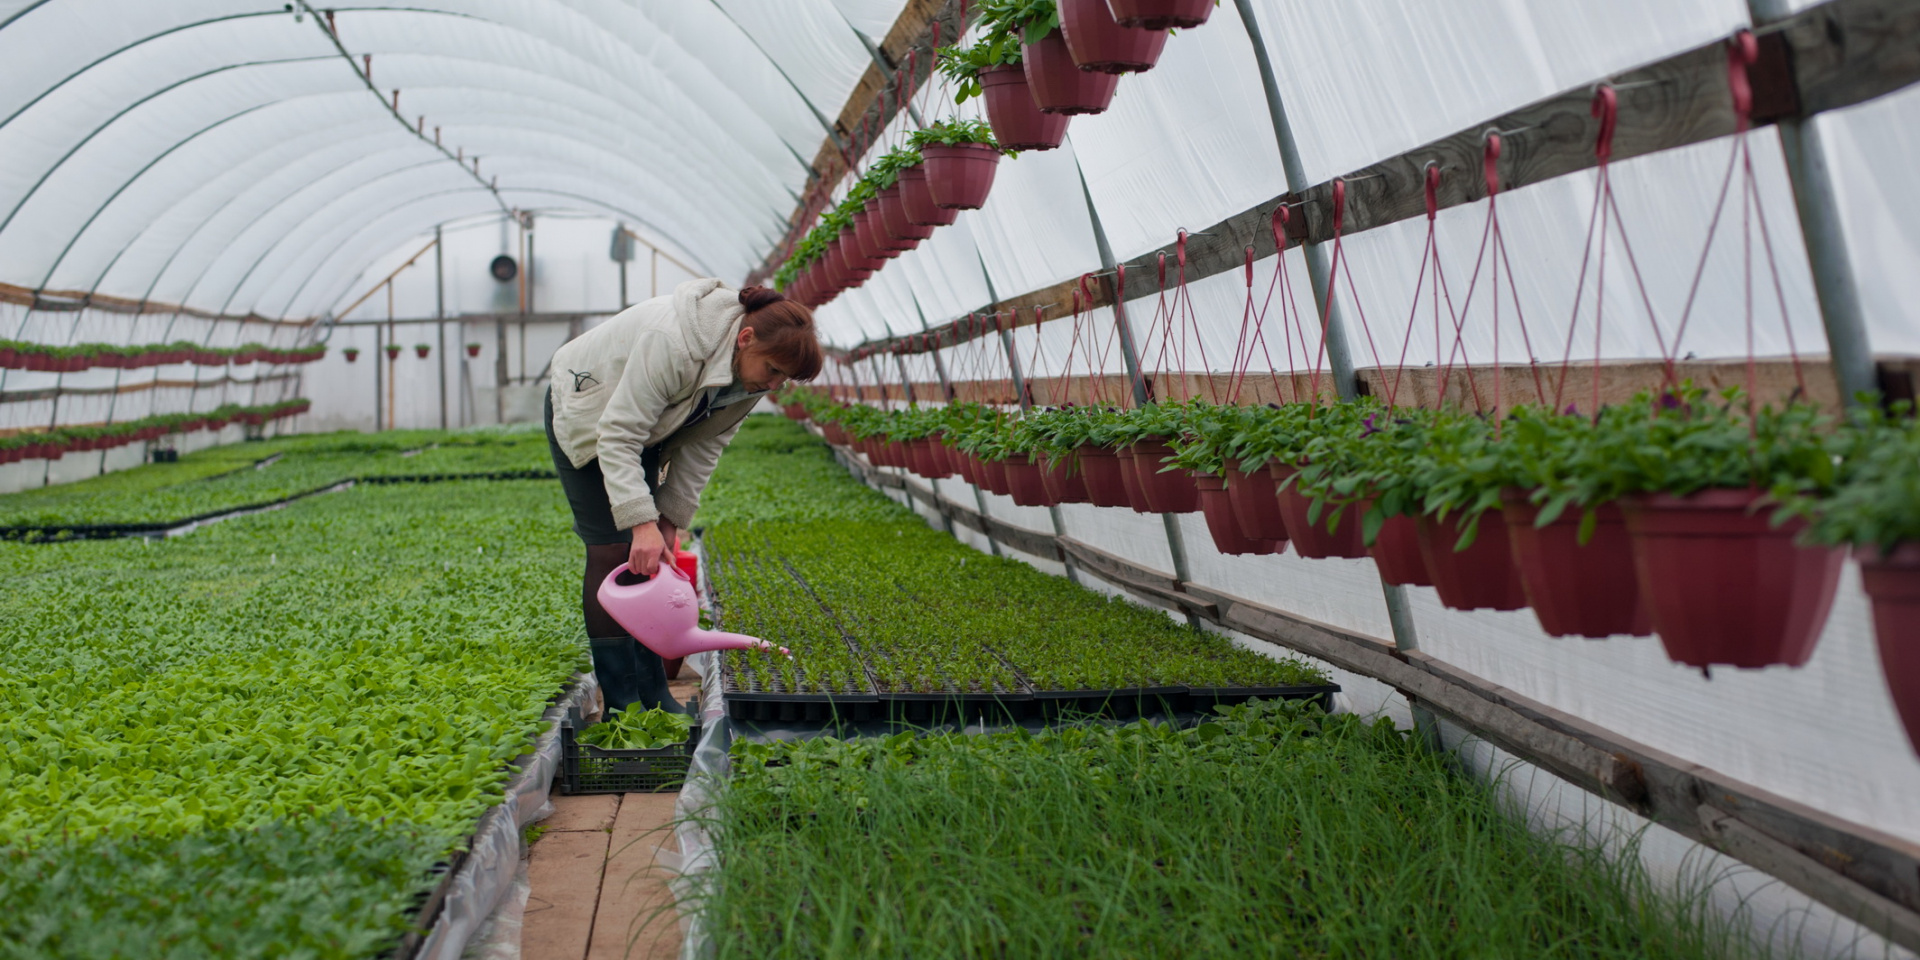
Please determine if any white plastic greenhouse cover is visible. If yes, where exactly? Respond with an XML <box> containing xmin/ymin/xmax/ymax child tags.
<box><xmin>0</xmin><ymin>0</ymin><xmax>905</xmax><ymax>320</ymax></box>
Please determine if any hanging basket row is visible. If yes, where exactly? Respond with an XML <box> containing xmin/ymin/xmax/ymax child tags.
<box><xmin>0</xmin><ymin>340</ymin><xmax>325</xmax><ymax>372</ymax></box>
<box><xmin>0</xmin><ymin>399</ymin><xmax>311</xmax><ymax>464</ymax></box>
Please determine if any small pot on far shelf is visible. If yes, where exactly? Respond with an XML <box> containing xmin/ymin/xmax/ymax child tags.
<box><xmin>1860</xmin><ymin>543</ymin><xmax>1920</xmax><ymax>754</ymax></box>
<box><xmin>414</xmin><ymin>344</ymin><xmax>431</xmax><ymax>359</ymax></box>
<box><xmin>1620</xmin><ymin>489</ymin><xmax>1842</xmax><ymax>669</ymax></box>
<box><xmin>383</xmin><ymin>344</ymin><xmax>403</xmax><ymax>360</ymax></box>
<box><xmin>343</xmin><ymin>348</ymin><xmax>361</xmax><ymax>363</ymax></box>
<box><xmin>1417</xmin><ymin>509</ymin><xmax>1530</xmax><ymax>612</ymax></box>
<box><xmin>1268</xmin><ymin>464</ymin><xmax>1366</xmax><ymax>559</ymax></box>
<box><xmin>1023</xmin><ymin>30</ymin><xmax>1120</xmax><ymax>114</ymax></box>
<box><xmin>1061</xmin><ymin>0</ymin><xmax>1169</xmax><ymax>73</ymax></box>
<box><xmin>1502</xmin><ymin>491</ymin><xmax>1648</xmax><ymax>638</ymax></box>
<box><xmin>1076</xmin><ymin>445</ymin><xmax>1133</xmax><ymax>508</ymax></box>
<box><xmin>978</xmin><ymin>65</ymin><xmax>1069</xmax><ymax>151</ymax></box>
<box><xmin>1197</xmin><ymin>474</ymin><xmax>1284</xmax><ymax>555</ymax></box>
<box><xmin>1106</xmin><ymin>0</ymin><xmax>1214</xmax><ymax>29</ymax></box>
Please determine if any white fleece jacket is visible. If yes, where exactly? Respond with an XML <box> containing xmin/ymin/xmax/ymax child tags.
<box><xmin>547</xmin><ymin>278</ymin><xmax>753</xmax><ymax>531</ymax></box>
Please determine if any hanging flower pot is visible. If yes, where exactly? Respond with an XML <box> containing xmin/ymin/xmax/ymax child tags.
<box><xmin>922</xmin><ymin>142</ymin><xmax>1003</xmax><ymax>208</ymax></box>
<box><xmin>982</xmin><ymin>457</ymin><xmax>1014</xmax><ymax>497</ymax></box>
<box><xmin>1197</xmin><ymin>474</ymin><xmax>1284</xmax><ymax>555</ymax></box>
<box><xmin>1061</xmin><ymin>0</ymin><xmax>1169</xmax><ymax>72</ymax></box>
<box><xmin>414</xmin><ymin>344</ymin><xmax>431</xmax><ymax>359</ymax></box>
<box><xmin>384</xmin><ymin>344</ymin><xmax>403</xmax><ymax>360</ymax></box>
<box><xmin>1222</xmin><ymin>457</ymin><xmax>1289</xmax><ymax>543</ymax></box>
<box><xmin>1417</xmin><ymin>510</ymin><xmax>1529</xmax><ymax>611</ymax></box>
<box><xmin>1269</xmin><ymin>464</ymin><xmax>1366</xmax><ymax>559</ymax></box>
<box><xmin>782</xmin><ymin>403</ymin><xmax>808</xmax><ymax>421</ymax></box>
<box><xmin>1076</xmin><ymin>445</ymin><xmax>1133</xmax><ymax>508</ymax></box>
<box><xmin>955</xmin><ymin>449</ymin><xmax>981</xmax><ymax>485</ymax></box>
<box><xmin>1023</xmin><ymin>30</ymin><xmax>1120</xmax><ymax>114</ymax></box>
<box><xmin>1114</xmin><ymin>447</ymin><xmax>1154</xmax><ymax>512</ymax></box>
<box><xmin>1106</xmin><ymin>0</ymin><xmax>1214</xmax><ymax>29</ymax></box>
<box><xmin>853</xmin><ymin>208</ymin><xmax>899</xmax><ymax>261</ymax></box>
<box><xmin>840</xmin><ymin>225</ymin><xmax>886</xmax><ymax>272</ymax></box>
<box><xmin>1358</xmin><ymin>498</ymin><xmax>1433</xmax><ymax>587</ymax></box>
<box><xmin>1860</xmin><ymin>543</ymin><xmax>1920</xmax><ymax>752</ymax></box>
<box><xmin>1039</xmin><ymin>451</ymin><xmax>1092</xmax><ymax>504</ymax></box>
<box><xmin>0</xmin><ymin>344</ymin><xmax>15</xmax><ymax>368</ymax></box>
<box><xmin>878</xmin><ymin>185</ymin><xmax>937</xmax><ymax>244</ymax></box>
<box><xmin>343</xmin><ymin>348</ymin><xmax>361</xmax><ymax>363</ymax></box>
<box><xmin>898</xmin><ymin>165</ymin><xmax>961</xmax><ymax>227</ymax></box>
<box><xmin>1503</xmin><ymin>492</ymin><xmax>1649</xmax><ymax>638</ymax></box>
<box><xmin>822</xmin><ymin>423</ymin><xmax>852</xmax><ymax>446</ymax></box>
<box><xmin>1129</xmin><ymin>440</ymin><xmax>1199</xmax><ymax>513</ymax></box>
<box><xmin>463</xmin><ymin>343</ymin><xmax>481</xmax><ymax>358</ymax></box>
<box><xmin>1620</xmin><ymin>489</ymin><xmax>1843</xmax><ymax>668</ymax></box>
<box><xmin>915</xmin><ymin>438</ymin><xmax>955</xmax><ymax>478</ymax></box>
<box><xmin>1003</xmin><ymin>453</ymin><xmax>1056</xmax><ymax>507</ymax></box>
<box><xmin>978</xmin><ymin>65</ymin><xmax>1069</xmax><ymax>151</ymax></box>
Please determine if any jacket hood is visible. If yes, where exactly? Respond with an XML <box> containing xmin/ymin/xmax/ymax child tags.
<box><xmin>674</xmin><ymin>278</ymin><xmax>746</xmax><ymax>362</ymax></box>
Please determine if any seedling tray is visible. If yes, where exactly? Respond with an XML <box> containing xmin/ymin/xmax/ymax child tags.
<box><xmin>878</xmin><ymin>687</ymin><xmax>1037</xmax><ymax>725</ymax></box>
<box><xmin>1181</xmin><ymin>683</ymin><xmax>1340</xmax><ymax>715</ymax></box>
<box><xmin>558</xmin><ymin>712</ymin><xmax>699</xmax><ymax>795</ymax></box>
<box><xmin>718</xmin><ymin>659</ymin><xmax>882</xmax><ymax>724</ymax></box>
<box><xmin>1030</xmin><ymin>685</ymin><xmax>1189</xmax><ymax>721</ymax></box>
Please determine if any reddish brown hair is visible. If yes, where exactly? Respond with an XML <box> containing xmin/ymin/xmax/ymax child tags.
<box><xmin>737</xmin><ymin>286</ymin><xmax>823</xmax><ymax>381</ymax></box>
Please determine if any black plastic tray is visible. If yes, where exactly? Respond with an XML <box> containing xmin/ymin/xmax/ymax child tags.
<box><xmin>1181</xmin><ymin>683</ymin><xmax>1340</xmax><ymax>715</ymax></box>
<box><xmin>878</xmin><ymin>687</ymin><xmax>1036</xmax><ymax>724</ymax></box>
<box><xmin>558</xmin><ymin>712</ymin><xmax>699</xmax><ymax>795</ymax></box>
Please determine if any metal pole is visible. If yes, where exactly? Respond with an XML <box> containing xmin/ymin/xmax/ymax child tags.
<box><xmin>385</xmin><ymin>280</ymin><xmax>395</xmax><ymax>431</ymax></box>
<box><xmin>1747</xmin><ymin>0</ymin><xmax>1875</xmax><ymax>407</ymax></box>
<box><xmin>1073</xmin><ymin>154</ymin><xmax>1195</xmax><ymax>617</ymax></box>
<box><xmin>1235</xmin><ymin>0</ymin><xmax>1426</xmax><ymax>723</ymax></box>
<box><xmin>651</xmin><ymin>249</ymin><xmax>659</xmax><ymax>298</ymax></box>
<box><xmin>374</xmin><ymin>322</ymin><xmax>384</xmax><ymax>432</ymax></box>
<box><xmin>494</xmin><ymin>320</ymin><xmax>507</xmax><ymax>424</ymax></box>
<box><xmin>1232</xmin><ymin>0</ymin><xmax>1358</xmax><ymax>401</ymax></box>
<box><xmin>435</xmin><ymin>224</ymin><xmax>447</xmax><ymax>430</ymax></box>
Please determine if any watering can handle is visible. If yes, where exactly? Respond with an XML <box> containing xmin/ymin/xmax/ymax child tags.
<box><xmin>599</xmin><ymin>559</ymin><xmax>691</xmax><ymax>599</ymax></box>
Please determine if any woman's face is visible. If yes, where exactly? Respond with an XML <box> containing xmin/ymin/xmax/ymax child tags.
<box><xmin>733</xmin><ymin>327</ymin><xmax>790</xmax><ymax>393</ymax></box>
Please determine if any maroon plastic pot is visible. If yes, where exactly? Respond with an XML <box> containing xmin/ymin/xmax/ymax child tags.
<box><xmin>1197</xmin><ymin>474</ymin><xmax>1283</xmax><ymax>555</ymax></box>
<box><xmin>839</xmin><ymin>227</ymin><xmax>884</xmax><ymax>272</ymax></box>
<box><xmin>1503</xmin><ymin>493</ymin><xmax>1649</xmax><ymax>638</ymax></box>
<box><xmin>1621</xmin><ymin>489</ymin><xmax>1843</xmax><ymax>669</ymax></box>
<box><xmin>1222</xmin><ymin>457</ymin><xmax>1289</xmax><ymax>542</ymax></box>
<box><xmin>1003</xmin><ymin>454</ymin><xmax>1056</xmax><ymax>507</ymax></box>
<box><xmin>982</xmin><ymin>458</ymin><xmax>1013</xmax><ymax>497</ymax></box>
<box><xmin>1417</xmin><ymin>510</ymin><xmax>1529</xmax><ymax>611</ymax></box>
<box><xmin>1269</xmin><ymin>465</ymin><xmax>1366</xmax><ymax>559</ymax></box>
<box><xmin>414</xmin><ymin>345</ymin><xmax>430</xmax><ymax>359</ymax></box>
<box><xmin>1358</xmin><ymin>499</ymin><xmax>1433</xmax><ymax>587</ymax></box>
<box><xmin>853</xmin><ymin>208</ymin><xmax>899</xmax><ymax>261</ymax></box>
<box><xmin>1115</xmin><ymin>448</ymin><xmax>1153</xmax><ymax>512</ymax></box>
<box><xmin>1861</xmin><ymin>543</ymin><xmax>1920</xmax><ymax>753</ymax></box>
<box><xmin>897</xmin><ymin>165</ymin><xmax>961</xmax><ymax>227</ymax></box>
<box><xmin>1060</xmin><ymin>0</ymin><xmax>1169</xmax><ymax>72</ymax></box>
<box><xmin>1038</xmin><ymin>451</ymin><xmax>1092</xmax><ymax>504</ymax></box>
<box><xmin>1130</xmin><ymin>440</ymin><xmax>1200</xmax><ymax>513</ymax></box>
<box><xmin>878</xmin><ymin>186</ymin><xmax>936</xmax><ymax>244</ymax></box>
<box><xmin>912</xmin><ymin>438</ymin><xmax>954</xmax><ymax>478</ymax></box>
<box><xmin>1076</xmin><ymin>445</ymin><xmax>1133</xmax><ymax>508</ymax></box>
<box><xmin>1023</xmin><ymin>31</ymin><xmax>1120</xmax><ymax>114</ymax></box>
<box><xmin>922</xmin><ymin>142</ymin><xmax>1003</xmax><ymax>210</ymax></box>
<box><xmin>955</xmin><ymin>450</ymin><xmax>980</xmax><ymax>485</ymax></box>
<box><xmin>978</xmin><ymin>65</ymin><xmax>1069</xmax><ymax>151</ymax></box>
<box><xmin>822</xmin><ymin>423</ymin><xmax>851</xmax><ymax>446</ymax></box>
<box><xmin>1106</xmin><ymin>0</ymin><xmax>1213</xmax><ymax>29</ymax></box>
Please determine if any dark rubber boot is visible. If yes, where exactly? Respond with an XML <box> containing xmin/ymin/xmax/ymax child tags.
<box><xmin>631</xmin><ymin>643</ymin><xmax>690</xmax><ymax>715</ymax></box>
<box><xmin>589</xmin><ymin>636</ymin><xmax>646</xmax><ymax>715</ymax></box>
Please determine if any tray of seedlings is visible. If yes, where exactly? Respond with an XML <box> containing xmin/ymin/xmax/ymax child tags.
<box><xmin>709</xmin><ymin>541</ymin><xmax>882</xmax><ymax>724</ymax></box>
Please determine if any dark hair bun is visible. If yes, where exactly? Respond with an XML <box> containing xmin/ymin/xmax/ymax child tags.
<box><xmin>738</xmin><ymin>286</ymin><xmax>788</xmax><ymax>312</ymax></box>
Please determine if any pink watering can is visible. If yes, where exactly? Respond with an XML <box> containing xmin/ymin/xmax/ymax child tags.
<box><xmin>597</xmin><ymin>561</ymin><xmax>789</xmax><ymax>659</ymax></box>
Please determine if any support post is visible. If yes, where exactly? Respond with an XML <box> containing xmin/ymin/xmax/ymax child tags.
<box><xmin>1748</xmin><ymin>0</ymin><xmax>1876</xmax><ymax>407</ymax></box>
<box><xmin>1073</xmin><ymin>157</ymin><xmax>1194</xmax><ymax>616</ymax></box>
<box><xmin>1235</xmin><ymin>0</ymin><xmax>1429</xmax><ymax>735</ymax></box>
<box><xmin>435</xmin><ymin>224</ymin><xmax>447</xmax><ymax>431</ymax></box>
<box><xmin>374</xmin><ymin>323</ymin><xmax>384</xmax><ymax>432</ymax></box>
<box><xmin>1232</xmin><ymin>0</ymin><xmax>1358</xmax><ymax>401</ymax></box>
<box><xmin>494</xmin><ymin>320</ymin><xmax>507</xmax><ymax>424</ymax></box>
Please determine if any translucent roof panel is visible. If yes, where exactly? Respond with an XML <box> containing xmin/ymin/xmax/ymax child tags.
<box><xmin>0</xmin><ymin>0</ymin><xmax>904</xmax><ymax>319</ymax></box>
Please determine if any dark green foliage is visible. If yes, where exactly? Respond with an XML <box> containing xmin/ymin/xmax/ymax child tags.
<box><xmin>0</xmin><ymin>815</ymin><xmax>442</xmax><ymax>960</ymax></box>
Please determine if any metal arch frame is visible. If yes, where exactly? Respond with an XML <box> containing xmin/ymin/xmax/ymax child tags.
<box><xmin>304</xmin><ymin>187</ymin><xmax>714</xmax><ymax>327</ymax></box>
<box><xmin>223</xmin><ymin>131</ymin><xmax>745</xmax><ymax>321</ymax></box>
<box><xmin>277</xmin><ymin>174</ymin><xmax>703</xmax><ymax>324</ymax></box>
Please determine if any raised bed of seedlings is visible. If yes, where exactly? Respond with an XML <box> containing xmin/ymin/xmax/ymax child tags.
<box><xmin>0</xmin><ymin>478</ymin><xmax>584</xmax><ymax>956</ymax></box>
<box><xmin>0</xmin><ymin>426</ymin><xmax>554</xmax><ymax>539</ymax></box>
<box><xmin>694</xmin><ymin>417</ymin><xmax>1334</xmax><ymax>728</ymax></box>
<box><xmin>694</xmin><ymin>698</ymin><xmax>1766</xmax><ymax>959</ymax></box>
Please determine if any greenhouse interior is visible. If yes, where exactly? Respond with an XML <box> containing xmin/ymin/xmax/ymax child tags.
<box><xmin>4</xmin><ymin>0</ymin><xmax>1920</xmax><ymax>958</ymax></box>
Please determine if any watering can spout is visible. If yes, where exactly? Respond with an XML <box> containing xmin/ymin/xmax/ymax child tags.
<box><xmin>595</xmin><ymin>562</ymin><xmax>791</xmax><ymax>659</ymax></box>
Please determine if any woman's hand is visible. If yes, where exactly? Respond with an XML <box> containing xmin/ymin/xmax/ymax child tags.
<box><xmin>628</xmin><ymin>521</ymin><xmax>668</xmax><ymax>577</ymax></box>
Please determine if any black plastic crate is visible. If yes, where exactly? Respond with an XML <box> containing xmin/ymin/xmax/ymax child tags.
<box><xmin>558</xmin><ymin>713</ymin><xmax>699</xmax><ymax>795</ymax></box>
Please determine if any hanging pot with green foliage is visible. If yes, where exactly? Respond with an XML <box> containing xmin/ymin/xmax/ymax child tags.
<box><xmin>1107</xmin><ymin>0</ymin><xmax>1214</xmax><ymax>30</ymax></box>
<box><xmin>1060</xmin><ymin>0</ymin><xmax>1168</xmax><ymax>73</ymax></box>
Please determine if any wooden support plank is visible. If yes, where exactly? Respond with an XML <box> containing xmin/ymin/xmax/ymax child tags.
<box><xmin>835</xmin><ymin>0</ymin><xmax>1920</xmax><ymax>361</ymax></box>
